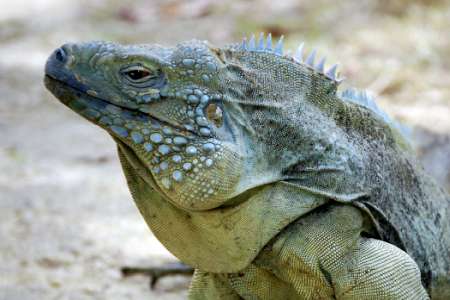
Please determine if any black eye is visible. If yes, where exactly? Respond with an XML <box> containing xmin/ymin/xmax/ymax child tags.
<box><xmin>126</xmin><ymin>69</ymin><xmax>151</xmax><ymax>80</ymax></box>
<box><xmin>121</xmin><ymin>65</ymin><xmax>156</xmax><ymax>84</ymax></box>
<box><xmin>121</xmin><ymin>65</ymin><xmax>166</xmax><ymax>88</ymax></box>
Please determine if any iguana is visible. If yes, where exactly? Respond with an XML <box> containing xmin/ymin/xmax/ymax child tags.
<box><xmin>44</xmin><ymin>34</ymin><xmax>450</xmax><ymax>299</ymax></box>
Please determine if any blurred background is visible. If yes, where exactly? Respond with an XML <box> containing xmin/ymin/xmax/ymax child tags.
<box><xmin>0</xmin><ymin>0</ymin><xmax>449</xmax><ymax>299</ymax></box>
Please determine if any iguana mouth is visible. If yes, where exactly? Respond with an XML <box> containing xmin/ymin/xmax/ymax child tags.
<box><xmin>44</xmin><ymin>75</ymin><xmax>195</xmax><ymax>135</ymax></box>
<box><xmin>44</xmin><ymin>74</ymin><xmax>132</xmax><ymax>109</ymax></box>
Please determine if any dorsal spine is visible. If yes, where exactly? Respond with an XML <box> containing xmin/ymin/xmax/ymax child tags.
<box><xmin>240</xmin><ymin>33</ymin><xmax>343</xmax><ymax>83</ymax></box>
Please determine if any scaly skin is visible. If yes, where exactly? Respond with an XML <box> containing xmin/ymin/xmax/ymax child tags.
<box><xmin>44</xmin><ymin>36</ymin><xmax>449</xmax><ymax>299</ymax></box>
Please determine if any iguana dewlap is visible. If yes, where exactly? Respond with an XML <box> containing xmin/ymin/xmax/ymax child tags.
<box><xmin>44</xmin><ymin>34</ymin><xmax>450</xmax><ymax>299</ymax></box>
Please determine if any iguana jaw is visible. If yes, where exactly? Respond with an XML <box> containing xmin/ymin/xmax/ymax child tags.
<box><xmin>44</xmin><ymin>74</ymin><xmax>190</xmax><ymax>135</ymax></box>
<box><xmin>46</xmin><ymin>70</ymin><xmax>282</xmax><ymax>210</ymax></box>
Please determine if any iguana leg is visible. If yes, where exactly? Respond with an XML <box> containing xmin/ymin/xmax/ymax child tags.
<box><xmin>253</xmin><ymin>203</ymin><xmax>429</xmax><ymax>299</ymax></box>
<box><xmin>188</xmin><ymin>269</ymin><xmax>242</xmax><ymax>300</ymax></box>
<box><xmin>334</xmin><ymin>237</ymin><xmax>428</xmax><ymax>299</ymax></box>
<box><xmin>121</xmin><ymin>262</ymin><xmax>194</xmax><ymax>289</ymax></box>
<box><xmin>189</xmin><ymin>204</ymin><xmax>429</xmax><ymax>299</ymax></box>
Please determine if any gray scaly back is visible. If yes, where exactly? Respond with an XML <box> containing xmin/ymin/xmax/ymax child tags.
<box><xmin>239</xmin><ymin>33</ymin><xmax>408</xmax><ymax>139</ymax></box>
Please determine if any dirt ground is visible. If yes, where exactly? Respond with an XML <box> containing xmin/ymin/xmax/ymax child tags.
<box><xmin>0</xmin><ymin>1</ymin><xmax>449</xmax><ymax>299</ymax></box>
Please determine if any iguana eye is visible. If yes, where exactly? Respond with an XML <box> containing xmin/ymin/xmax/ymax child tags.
<box><xmin>126</xmin><ymin>69</ymin><xmax>151</xmax><ymax>80</ymax></box>
<box><xmin>121</xmin><ymin>65</ymin><xmax>156</xmax><ymax>84</ymax></box>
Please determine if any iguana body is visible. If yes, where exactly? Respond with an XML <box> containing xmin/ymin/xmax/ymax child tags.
<box><xmin>44</xmin><ymin>35</ymin><xmax>450</xmax><ymax>299</ymax></box>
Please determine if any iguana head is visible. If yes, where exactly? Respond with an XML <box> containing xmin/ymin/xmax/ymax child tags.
<box><xmin>45</xmin><ymin>36</ymin><xmax>362</xmax><ymax>211</ymax></box>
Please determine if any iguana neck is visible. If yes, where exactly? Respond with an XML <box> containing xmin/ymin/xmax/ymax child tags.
<box><xmin>117</xmin><ymin>139</ymin><xmax>329</xmax><ymax>272</ymax></box>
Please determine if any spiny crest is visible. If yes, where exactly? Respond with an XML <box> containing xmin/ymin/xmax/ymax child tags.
<box><xmin>340</xmin><ymin>88</ymin><xmax>391</xmax><ymax>123</ymax></box>
<box><xmin>340</xmin><ymin>88</ymin><xmax>412</xmax><ymax>140</ymax></box>
<box><xmin>341</xmin><ymin>88</ymin><xmax>375</xmax><ymax>107</ymax></box>
<box><xmin>241</xmin><ymin>33</ymin><xmax>344</xmax><ymax>83</ymax></box>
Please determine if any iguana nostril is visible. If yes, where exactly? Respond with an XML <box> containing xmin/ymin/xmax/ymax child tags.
<box><xmin>54</xmin><ymin>48</ymin><xmax>66</xmax><ymax>63</ymax></box>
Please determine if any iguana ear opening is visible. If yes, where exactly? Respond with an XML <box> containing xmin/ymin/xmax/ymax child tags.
<box><xmin>205</xmin><ymin>103</ymin><xmax>223</xmax><ymax>128</ymax></box>
<box><xmin>209</xmin><ymin>46</ymin><xmax>228</xmax><ymax>65</ymax></box>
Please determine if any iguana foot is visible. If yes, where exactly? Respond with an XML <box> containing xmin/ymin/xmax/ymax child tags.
<box><xmin>121</xmin><ymin>262</ymin><xmax>194</xmax><ymax>289</ymax></box>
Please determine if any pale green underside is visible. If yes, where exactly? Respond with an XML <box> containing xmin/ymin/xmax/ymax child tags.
<box><xmin>117</xmin><ymin>144</ymin><xmax>450</xmax><ymax>299</ymax></box>
<box><xmin>188</xmin><ymin>205</ymin><xmax>429</xmax><ymax>300</ymax></box>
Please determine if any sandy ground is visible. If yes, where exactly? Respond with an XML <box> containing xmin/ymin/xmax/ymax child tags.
<box><xmin>0</xmin><ymin>0</ymin><xmax>449</xmax><ymax>299</ymax></box>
